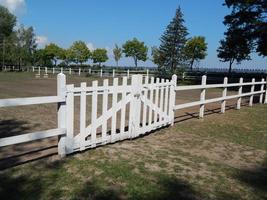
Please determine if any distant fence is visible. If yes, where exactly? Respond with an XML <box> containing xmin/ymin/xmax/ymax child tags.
<box><xmin>0</xmin><ymin>73</ymin><xmax>266</xmax><ymax>159</ymax></box>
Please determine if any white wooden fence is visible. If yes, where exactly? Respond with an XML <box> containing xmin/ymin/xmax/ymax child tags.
<box><xmin>0</xmin><ymin>74</ymin><xmax>266</xmax><ymax>157</ymax></box>
<box><xmin>30</xmin><ymin>66</ymin><xmax>152</xmax><ymax>78</ymax></box>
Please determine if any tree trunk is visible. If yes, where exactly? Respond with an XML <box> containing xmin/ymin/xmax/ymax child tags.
<box><xmin>190</xmin><ymin>58</ymin><xmax>195</xmax><ymax>71</ymax></box>
<box><xmin>228</xmin><ymin>60</ymin><xmax>234</xmax><ymax>74</ymax></box>
<box><xmin>134</xmin><ymin>57</ymin><xmax>138</xmax><ymax>69</ymax></box>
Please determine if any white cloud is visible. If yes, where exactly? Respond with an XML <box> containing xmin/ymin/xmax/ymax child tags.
<box><xmin>86</xmin><ymin>42</ymin><xmax>94</xmax><ymax>51</ymax></box>
<box><xmin>36</xmin><ymin>36</ymin><xmax>48</xmax><ymax>48</ymax></box>
<box><xmin>0</xmin><ymin>0</ymin><xmax>26</xmax><ymax>15</ymax></box>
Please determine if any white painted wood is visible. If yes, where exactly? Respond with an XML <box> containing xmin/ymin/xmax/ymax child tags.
<box><xmin>100</xmin><ymin>69</ymin><xmax>103</xmax><ymax>77</ymax></box>
<box><xmin>69</xmin><ymin>68</ymin><xmax>71</xmax><ymax>75</ymax></box>
<box><xmin>89</xmin><ymin>68</ymin><xmax>91</xmax><ymax>74</ymax></box>
<box><xmin>111</xmin><ymin>78</ymin><xmax>118</xmax><ymax>141</ymax></box>
<box><xmin>0</xmin><ymin>96</ymin><xmax>64</xmax><ymax>108</ymax></box>
<box><xmin>0</xmin><ymin>128</ymin><xmax>66</xmax><ymax>147</ymax></box>
<box><xmin>148</xmin><ymin>77</ymin><xmax>155</xmax><ymax>126</ymax></box>
<box><xmin>159</xmin><ymin>79</ymin><xmax>165</xmax><ymax>122</ymax></box>
<box><xmin>259</xmin><ymin>78</ymin><xmax>265</xmax><ymax>104</ymax></box>
<box><xmin>38</xmin><ymin>67</ymin><xmax>40</xmax><ymax>75</ymax></box>
<box><xmin>127</xmin><ymin>69</ymin><xmax>130</xmax><ymax>78</ymax></box>
<box><xmin>164</xmin><ymin>80</ymin><xmax>170</xmax><ymax>120</ymax></box>
<box><xmin>79</xmin><ymin>68</ymin><xmax>81</xmax><ymax>76</ymax></box>
<box><xmin>237</xmin><ymin>78</ymin><xmax>243</xmax><ymax>110</ymax></box>
<box><xmin>102</xmin><ymin>79</ymin><xmax>109</xmax><ymax>144</ymax></box>
<box><xmin>142</xmin><ymin>76</ymin><xmax>149</xmax><ymax>127</ymax></box>
<box><xmin>199</xmin><ymin>75</ymin><xmax>207</xmax><ymax>118</ymax></box>
<box><xmin>153</xmin><ymin>78</ymin><xmax>160</xmax><ymax>124</ymax></box>
<box><xmin>91</xmin><ymin>81</ymin><xmax>98</xmax><ymax>147</ymax></box>
<box><xmin>175</xmin><ymin>81</ymin><xmax>265</xmax><ymax>91</ymax></box>
<box><xmin>57</xmin><ymin>73</ymin><xmax>67</xmax><ymax>156</ymax></box>
<box><xmin>120</xmin><ymin>77</ymin><xmax>128</xmax><ymax>137</ymax></box>
<box><xmin>170</xmin><ymin>75</ymin><xmax>177</xmax><ymax>126</ymax></box>
<box><xmin>32</xmin><ymin>66</ymin><xmax>35</xmax><ymax>72</ymax></box>
<box><xmin>66</xmin><ymin>84</ymin><xmax>74</xmax><ymax>153</ymax></box>
<box><xmin>113</xmin><ymin>69</ymin><xmax>115</xmax><ymax>77</ymax></box>
<box><xmin>249</xmin><ymin>78</ymin><xmax>255</xmax><ymax>106</ymax></box>
<box><xmin>221</xmin><ymin>77</ymin><xmax>228</xmax><ymax>113</ymax></box>
<box><xmin>146</xmin><ymin>69</ymin><xmax>149</xmax><ymax>77</ymax></box>
<box><xmin>53</xmin><ymin>68</ymin><xmax>55</xmax><ymax>74</ymax></box>
<box><xmin>265</xmin><ymin>76</ymin><xmax>267</xmax><ymax>104</ymax></box>
<box><xmin>79</xmin><ymin>82</ymin><xmax>87</xmax><ymax>151</ymax></box>
<box><xmin>61</xmin><ymin>67</ymin><xmax>63</xmax><ymax>73</ymax></box>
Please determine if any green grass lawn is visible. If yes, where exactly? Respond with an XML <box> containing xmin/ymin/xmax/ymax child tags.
<box><xmin>0</xmin><ymin>104</ymin><xmax>266</xmax><ymax>200</ymax></box>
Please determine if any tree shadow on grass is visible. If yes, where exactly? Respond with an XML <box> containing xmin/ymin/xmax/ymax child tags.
<box><xmin>0</xmin><ymin>119</ymin><xmax>34</xmax><ymax>138</ymax></box>
<box><xmin>73</xmin><ymin>176</ymin><xmax>199</xmax><ymax>200</ymax></box>
<box><xmin>233</xmin><ymin>161</ymin><xmax>267</xmax><ymax>199</ymax></box>
<box><xmin>0</xmin><ymin>159</ymin><xmax>65</xmax><ymax>200</ymax></box>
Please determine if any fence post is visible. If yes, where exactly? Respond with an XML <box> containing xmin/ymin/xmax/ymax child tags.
<box><xmin>52</xmin><ymin>67</ymin><xmax>55</xmax><ymax>74</ymax></box>
<box><xmin>113</xmin><ymin>69</ymin><xmax>115</xmax><ymax>77</ymax></box>
<box><xmin>170</xmin><ymin>74</ymin><xmax>177</xmax><ymax>126</ymax></box>
<box><xmin>79</xmin><ymin>68</ymin><xmax>81</xmax><ymax>76</ymax></box>
<box><xmin>32</xmin><ymin>66</ymin><xmax>35</xmax><ymax>72</ymax></box>
<box><xmin>221</xmin><ymin>77</ymin><xmax>228</xmax><ymax>113</ymax></box>
<box><xmin>146</xmin><ymin>69</ymin><xmax>149</xmax><ymax>77</ymax></box>
<box><xmin>100</xmin><ymin>69</ymin><xmax>103</xmax><ymax>77</ymax></box>
<box><xmin>61</xmin><ymin>67</ymin><xmax>63</xmax><ymax>73</ymax></box>
<box><xmin>259</xmin><ymin>78</ymin><xmax>265</xmax><ymax>104</ymax></box>
<box><xmin>265</xmin><ymin>76</ymin><xmax>267</xmax><ymax>104</ymax></box>
<box><xmin>89</xmin><ymin>68</ymin><xmax>91</xmax><ymax>74</ymax></box>
<box><xmin>199</xmin><ymin>75</ymin><xmax>207</xmax><ymax>118</ymax></box>
<box><xmin>130</xmin><ymin>75</ymin><xmax>142</xmax><ymax>138</ymax></box>
<box><xmin>237</xmin><ymin>77</ymin><xmax>243</xmax><ymax>109</ymax></box>
<box><xmin>57</xmin><ymin>73</ymin><xmax>67</xmax><ymax>157</ymax></box>
<box><xmin>249</xmin><ymin>78</ymin><xmax>255</xmax><ymax>107</ymax></box>
<box><xmin>69</xmin><ymin>68</ymin><xmax>71</xmax><ymax>75</ymax></box>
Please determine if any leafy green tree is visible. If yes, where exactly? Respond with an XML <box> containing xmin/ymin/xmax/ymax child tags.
<box><xmin>0</xmin><ymin>6</ymin><xmax>16</xmax><ymax>39</ymax></box>
<box><xmin>44</xmin><ymin>43</ymin><xmax>63</xmax><ymax>66</ymax></box>
<box><xmin>92</xmin><ymin>48</ymin><xmax>108</xmax><ymax>67</ymax></box>
<box><xmin>223</xmin><ymin>0</ymin><xmax>267</xmax><ymax>57</ymax></box>
<box><xmin>122</xmin><ymin>38</ymin><xmax>148</xmax><ymax>68</ymax></box>
<box><xmin>158</xmin><ymin>7</ymin><xmax>188</xmax><ymax>73</ymax></box>
<box><xmin>184</xmin><ymin>36</ymin><xmax>207</xmax><ymax>71</ymax></box>
<box><xmin>69</xmin><ymin>41</ymin><xmax>91</xmax><ymax>66</ymax></box>
<box><xmin>217</xmin><ymin>29</ymin><xmax>251</xmax><ymax>73</ymax></box>
<box><xmin>151</xmin><ymin>46</ymin><xmax>165</xmax><ymax>67</ymax></box>
<box><xmin>0</xmin><ymin>5</ymin><xmax>16</xmax><ymax>68</ymax></box>
<box><xmin>113</xmin><ymin>44</ymin><xmax>122</xmax><ymax>67</ymax></box>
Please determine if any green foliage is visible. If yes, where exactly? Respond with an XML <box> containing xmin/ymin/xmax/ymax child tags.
<box><xmin>43</xmin><ymin>43</ymin><xmax>64</xmax><ymax>66</ymax></box>
<box><xmin>0</xmin><ymin>5</ymin><xmax>16</xmax><ymax>39</ymax></box>
<box><xmin>220</xmin><ymin>0</ymin><xmax>267</xmax><ymax>68</ymax></box>
<box><xmin>184</xmin><ymin>36</ymin><xmax>207</xmax><ymax>70</ymax></box>
<box><xmin>217</xmin><ymin>29</ymin><xmax>251</xmax><ymax>73</ymax></box>
<box><xmin>158</xmin><ymin>7</ymin><xmax>188</xmax><ymax>73</ymax></box>
<box><xmin>69</xmin><ymin>41</ymin><xmax>91</xmax><ymax>65</ymax></box>
<box><xmin>122</xmin><ymin>38</ymin><xmax>148</xmax><ymax>68</ymax></box>
<box><xmin>3</xmin><ymin>25</ymin><xmax>37</xmax><ymax>67</ymax></box>
<box><xmin>92</xmin><ymin>48</ymin><xmax>108</xmax><ymax>66</ymax></box>
<box><xmin>113</xmin><ymin>44</ymin><xmax>122</xmax><ymax>67</ymax></box>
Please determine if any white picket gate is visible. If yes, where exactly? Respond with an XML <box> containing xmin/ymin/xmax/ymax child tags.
<box><xmin>63</xmin><ymin>75</ymin><xmax>175</xmax><ymax>153</ymax></box>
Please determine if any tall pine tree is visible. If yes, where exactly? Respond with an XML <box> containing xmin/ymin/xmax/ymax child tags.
<box><xmin>159</xmin><ymin>7</ymin><xmax>188</xmax><ymax>73</ymax></box>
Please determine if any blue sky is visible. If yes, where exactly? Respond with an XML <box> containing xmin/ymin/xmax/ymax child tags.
<box><xmin>0</xmin><ymin>0</ymin><xmax>266</xmax><ymax>69</ymax></box>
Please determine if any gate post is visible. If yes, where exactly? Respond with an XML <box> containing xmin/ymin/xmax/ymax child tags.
<box><xmin>130</xmin><ymin>75</ymin><xmax>142</xmax><ymax>138</ymax></box>
<box><xmin>57</xmin><ymin>73</ymin><xmax>67</xmax><ymax>157</ymax></box>
<box><xmin>170</xmin><ymin>75</ymin><xmax>177</xmax><ymax>126</ymax></box>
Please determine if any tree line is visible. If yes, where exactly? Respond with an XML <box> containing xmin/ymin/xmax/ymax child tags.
<box><xmin>1</xmin><ymin>1</ymin><xmax>265</xmax><ymax>74</ymax></box>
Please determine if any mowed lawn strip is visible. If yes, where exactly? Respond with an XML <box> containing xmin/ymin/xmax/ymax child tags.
<box><xmin>0</xmin><ymin>104</ymin><xmax>266</xmax><ymax>200</ymax></box>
